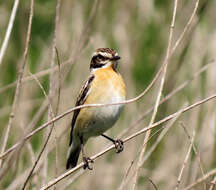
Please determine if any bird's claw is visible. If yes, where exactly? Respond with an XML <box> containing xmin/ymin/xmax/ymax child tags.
<box><xmin>83</xmin><ymin>157</ymin><xmax>94</xmax><ymax>170</ymax></box>
<box><xmin>114</xmin><ymin>139</ymin><xmax>124</xmax><ymax>153</ymax></box>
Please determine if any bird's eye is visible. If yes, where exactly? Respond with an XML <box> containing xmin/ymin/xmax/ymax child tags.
<box><xmin>97</xmin><ymin>54</ymin><xmax>105</xmax><ymax>60</ymax></box>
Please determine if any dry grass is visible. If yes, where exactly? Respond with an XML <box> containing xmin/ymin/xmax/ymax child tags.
<box><xmin>0</xmin><ymin>0</ymin><xmax>216</xmax><ymax>190</ymax></box>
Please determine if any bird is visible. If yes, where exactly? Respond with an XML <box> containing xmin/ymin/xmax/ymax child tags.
<box><xmin>66</xmin><ymin>48</ymin><xmax>126</xmax><ymax>170</ymax></box>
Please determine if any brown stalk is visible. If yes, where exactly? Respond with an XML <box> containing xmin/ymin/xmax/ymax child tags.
<box><xmin>175</xmin><ymin>131</ymin><xmax>195</xmax><ymax>190</ymax></box>
<box><xmin>0</xmin><ymin>0</ymin><xmax>20</xmax><ymax>65</ymax></box>
<box><xmin>132</xmin><ymin>1</ymin><xmax>179</xmax><ymax>189</ymax></box>
<box><xmin>182</xmin><ymin>168</ymin><xmax>216</xmax><ymax>190</ymax></box>
<box><xmin>180</xmin><ymin>122</ymin><xmax>207</xmax><ymax>189</ymax></box>
<box><xmin>39</xmin><ymin>93</ymin><xmax>216</xmax><ymax>190</ymax></box>
<box><xmin>42</xmin><ymin>0</ymin><xmax>61</xmax><ymax>187</ymax></box>
<box><xmin>0</xmin><ymin>0</ymin><xmax>34</xmax><ymax>168</ymax></box>
<box><xmin>21</xmin><ymin>70</ymin><xmax>56</xmax><ymax>190</ymax></box>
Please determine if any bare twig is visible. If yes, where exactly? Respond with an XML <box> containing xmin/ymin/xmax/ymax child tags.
<box><xmin>171</xmin><ymin>0</ymin><xmax>200</xmax><ymax>55</ymax></box>
<box><xmin>5</xmin><ymin>167</ymin><xmax>32</xmax><ymax>190</ymax></box>
<box><xmin>62</xmin><ymin>170</ymin><xmax>85</xmax><ymax>190</ymax></box>
<box><xmin>5</xmin><ymin>125</ymin><xmax>68</xmax><ymax>190</ymax></box>
<box><xmin>0</xmin><ymin>0</ymin><xmax>34</xmax><ymax>168</ymax></box>
<box><xmin>0</xmin><ymin>0</ymin><xmax>99</xmax><ymax>166</ymax></box>
<box><xmin>132</xmin><ymin>1</ymin><xmax>178</xmax><ymax>189</ymax></box>
<box><xmin>0</xmin><ymin>0</ymin><xmax>199</xmax><ymax>94</ymax></box>
<box><xmin>21</xmin><ymin>71</ymin><xmax>55</xmax><ymax>190</ymax></box>
<box><xmin>209</xmin><ymin>176</ymin><xmax>216</xmax><ymax>190</ymax></box>
<box><xmin>175</xmin><ymin>131</ymin><xmax>195</xmax><ymax>190</ymax></box>
<box><xmin>0</xmin><ymin>59</ymin><xmax>68</xmax><ymax>94</ymax></box>
<box><xmin>118</xmin><ymin>161</ymin><xmax>134</xmax><ymax>190</ymax></box>
<box><xmin>182</xmin><ymin>168</ymin><xmax>216</xmax><ymax>190</ymax></box>
<box><xmin>42</xmin><ymin>0</ymin><xmax>61</xmax><ymax>187</ymax></box>
<box><xmin>0</xmin><ymin>67</ymin><xmax>165</xmax><ymax>160</ymax></box>
<box><xmin>148</xmin><ymin>178</ymin><xmax>159</xmax><ymax>190</ymax></box>
<box><xmin>118</xmin><ymin>61</ymin><xmax>213</xmax><ymax>140</ymax></box>
<box><xmin>0</xmin><ymin>101</ymin><xmax>48</xmax><ymax>181</ymax></box>
<box><xmin>0</xmin><ymin>0</ymin><xmax>20</xmax><ymax>65</ymax></box>
<box><xmin>180</xmin><ymin>122</ymin><xmax>207</xmax><ymax>189</ymax></box>
<box><xmin>1</xmin><ymin>82</ymin><xmax>216</xmax><ymax>161</ymax></box>
<box><xmin>19</xmin><ymin>122</ymin><xmax>35</xmax><ymax>164</ymax></box>
<box><xmin>0</xmin><ymin>61</ymin><xmax>212</xmax><ymax>172</ymax></box>
<box><xmin>39</xmin><ymin>93</ymin><xmax>216</xmax><ymax>190</ymax></box>
<box><xmin>0</xmin><ymin>0</ymin><xmax>98</xmax><ymax>95</ymax></box>
<box><xmin>141</xmin><ymin>111</ymin><xmax>183</xmax><ymax>165</ymax></box>
<box><xmin>53</xmin><ymin>47</ymin><xmax>61</xmax><ymax>190</ymax></box>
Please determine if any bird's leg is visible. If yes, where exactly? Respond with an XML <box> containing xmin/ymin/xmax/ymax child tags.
<box><xmin>101</xmin><ymin>134</ymin><xmax>124</xmax><ymax>153</ymax></box>
<box><xmin>80</xmin><ymin>137</ymin><xmax>94</xmax><ymax>170</ymax></box>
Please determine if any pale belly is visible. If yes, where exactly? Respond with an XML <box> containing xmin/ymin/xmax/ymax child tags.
<box><xmin>82</xmin><ymin>94</ymin><xmax>125</xmax><ymax>140</ymax></box>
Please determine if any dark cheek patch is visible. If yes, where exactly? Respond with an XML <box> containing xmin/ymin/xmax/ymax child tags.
<box><xmin>90</xmin><ymin>59</ymin><xmax>105</xmax><ymax>69</ymax></box>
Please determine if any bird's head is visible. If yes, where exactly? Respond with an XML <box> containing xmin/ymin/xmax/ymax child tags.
<box><xmin>90</xmin><ymin>48</ymin><xmax>120</xmax><ymax>71</ymax></box>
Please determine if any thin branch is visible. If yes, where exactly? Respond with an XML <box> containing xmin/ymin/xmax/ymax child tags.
<box><xmin>0</xmin><ymin>150</ymin><xmax>17</xmax><ymax>180</ymax></box>
<box><xmin>0</xmin><ymin>0</ymin><xmax>34</xmax><ymax>168</ymax></box>
<box><xmin>1</xmin><ymin>77</ymin><xmax>216</xmax><ymax>161</ymax></box>
<box><xmin>132</xmin><ymin>1</ymin><xmax>178</xmax><ymax>189</ymax></box>
<box><xmin>0</xmin><ymin>101</ymin><xmax>48</xmax><ymax>180</ymax></box>
<box><xmin>19</xmin><ymin>123</ymin><xmax>35</xmax><ymax>164</ymax></box>
<box><xmin>180</xmin><ymin>122</ymin><xmax>207</xmax><ymax>190</ymax></box>
<box><xmin>53</xmin><ymin>46</ymin><xmax>61</xmax><ymax>190</ymax></box>
<box><xmin>0</xmin><ymin>59</ymin><xmax>68</xmax><ymax>94</ymax></box>
<box><xmin>0</xmin><ymin>0</ymin><xmax>20</xmax><ymax>65</ymax></box>
<box><xmin>39</xmin><ymin>93</ymin><xmax>216</xmax><ymax>190</ymax></box>
<box><xmin>175</xmin><ymin>131</ymin><xmax>195</xmax><ymax>190</ymax></box>
<box><xmin>5</xmin><ymin>125</ymin><xmax>68</xmax><ymax>190</ymax></box>
<box><xmin>118</xmin><ymin>114</ymin><xmax>181</xmax><ymax>190</ymax></box>
<box><xmin>21</xmin><ymin>127</ymin><xmax>53</xmax><ymax>190</ymax></box>
<box><xmin>62</xmin><ymin>170</ymin><xmax>85</xmax><ymax>190</ymax></box>
<box><xmin>0</xmin><ymin>67</ymin><xmax>165</xmax><ymax>159</ymax></box>
<box><xmin>0</xmin><ymin>60</ymin><xmax>212</xmax><ymax>175</ymax></box>
<box><xmin>182</xmin><ymin>168</ymin><xmax>216</xmax><ymax>190</ymax></box>
<box><xmin>21</xmin><ymin>71</ymin><xmax>55</xmax><ymax>190</ymax></box>
<box><xmin>209</xmin><ymin>176</ymin><xmax>216</xmax><ymax>190</ymax></box>
<box><xmin>42</xmin><ymin>0</ymin><xmax>61</xmax><ymax>186</ymax></box>
<box><xmin>141</xmin><ymin>111</ymin><xmax>183</xmax><ymax>165</ymax></box>
<box><xmin>0</xmin><ymin>0</ymin><xmax>98</xmax><ymax>95</ymax></box>
<box><xmin>118</xmin><ymin>161</ymin><xmax>134</xmax><ymax>190</ymax></box>
<box><xmin>118</xmin><ymin>61</ymin><xmax>213</xmax><ymax>140</ymax></box>
<box><xmin>0</xmin><ymin>0</ymin><xmax>198</xmax><ymax>94</ymax></box>
<box><xmin>0</xmin><ymin>0</ymin><xmax>99</xmax><ymax>168</ymax></box>
<box><xmin>148</xmin><ymin>178</ymin><xmax>159</xmax><ymax>190</ymax></box>
<box><xmin>171</xmin><ymin>0</ymin><xmax>200</xmax><ymax>55</ymax></box>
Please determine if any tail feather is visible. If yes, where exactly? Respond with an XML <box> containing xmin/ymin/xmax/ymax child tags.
<box><xmin>66</xmin><ymin>145</ymin><xmax>81</xmax><ymax>169</ymax></box>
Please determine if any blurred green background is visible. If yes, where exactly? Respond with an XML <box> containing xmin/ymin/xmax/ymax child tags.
<box><xmin>0</xmin><ymin>0</ymin><xmax>216</xmax><ymax>189</ymax></box>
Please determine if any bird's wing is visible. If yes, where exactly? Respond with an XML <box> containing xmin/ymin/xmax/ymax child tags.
<box><xmin>69</xmin><ymin>74</ymin><xmax>95</xmax><ymax>145</ymax></box>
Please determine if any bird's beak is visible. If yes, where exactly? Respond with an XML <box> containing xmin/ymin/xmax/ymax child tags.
<box><xmin>112</xmin><ymin>55</ymin><xmax>121</xmax><ymax>61</ymax></box>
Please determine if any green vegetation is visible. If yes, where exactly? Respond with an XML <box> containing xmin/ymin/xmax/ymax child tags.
<box><xmin>0</xmin><ymin>0</ymin><xmax>215</xmax><ymax>189</ymax></box>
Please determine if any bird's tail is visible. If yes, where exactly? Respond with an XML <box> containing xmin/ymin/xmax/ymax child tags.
<box><xmin>66</xmin><ymin>143</ymin><xmax>81</xmax><ymax>169</ymax></box>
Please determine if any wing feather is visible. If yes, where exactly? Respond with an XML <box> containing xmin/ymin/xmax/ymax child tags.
<box><xmin>69</xmin><ymin>74</ymin><xmax>95</xmax><ymax>145</ymax></box>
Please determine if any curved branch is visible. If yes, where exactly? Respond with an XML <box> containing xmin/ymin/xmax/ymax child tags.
<box><xmin>39</xmin><ymin>93</ymin><xmax>216</xmax><ymax>190</ymax></box>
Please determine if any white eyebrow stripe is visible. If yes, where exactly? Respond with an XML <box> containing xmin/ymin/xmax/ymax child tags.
<box><xmin>99</xmin><ymin>52</ymin><xmax>112</xmax><ymax>58</ymax></box>
<box><xmin>92</xmin><ymin>50</ymin><xmax>118</xmax><ymax>58</ymax></box>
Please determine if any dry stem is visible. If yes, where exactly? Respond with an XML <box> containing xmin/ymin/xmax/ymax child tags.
<box><xmin>39</xmin><ymin>93</ymin><xmax>216</xmax><ymax>190</ymax></box>
<box><xmin>0</xmin><ymin>0</ymin><xmax>20</xmax><ymax>65</ymax></box>
<box><xmin>0</xmin><ymin>0</ymin><xmax>34</xmax><ymax>168</ymax></box>
<box><xmin>132</xmin><ymin>0</ymin><xmax>178</xmax><ymax>189</ymax></box>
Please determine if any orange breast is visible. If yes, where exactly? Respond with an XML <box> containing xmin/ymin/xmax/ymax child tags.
<box><xmin>73</xmin><ymin>66</ymin><xmax>126</xmax><ymax>135</ymax></box>
<box><xmin>89</xmin><ymin>66</ymin><xmax>126</xmax><ymax>101</ymax></box>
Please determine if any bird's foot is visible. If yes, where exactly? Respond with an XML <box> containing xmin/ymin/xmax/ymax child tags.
<box><xmin>114</xmin><ymin>139</ymin><xmax>124</xmax><ymax>153</ymax></box>
<box><xmin>83</xmin><ymin>157</ymin><xmax>94</xmax><ymax>170</ymax></box>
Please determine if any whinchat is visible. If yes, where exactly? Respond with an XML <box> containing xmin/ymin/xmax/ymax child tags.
<box><xmin>66</xmin><ymin>48</ymin><xmax>126</xmax><ymax>169</ymax></box>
